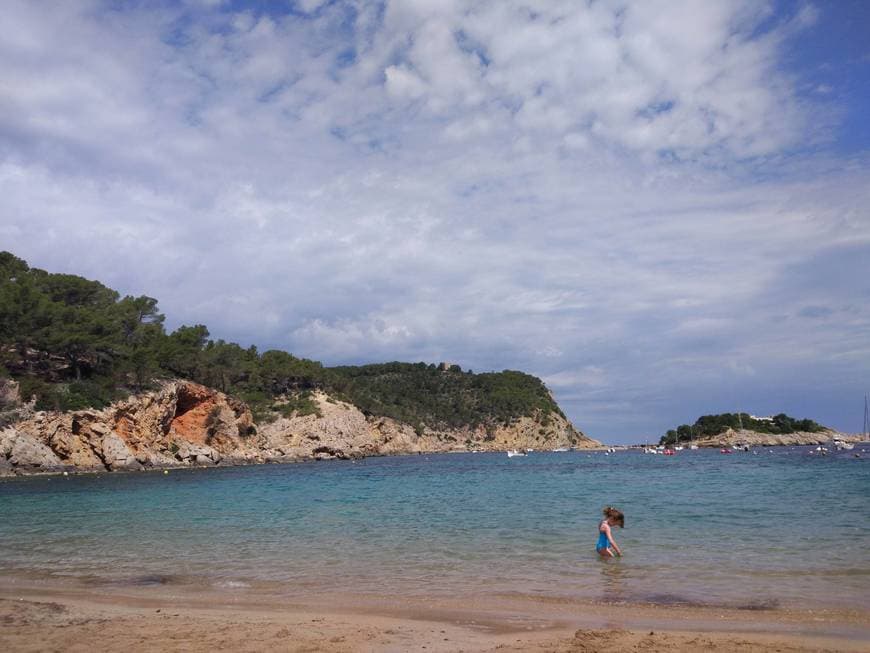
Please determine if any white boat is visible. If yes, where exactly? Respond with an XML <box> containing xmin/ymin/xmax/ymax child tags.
<box><xmin>690</xmin><ymin>445</ymin><xmax>699</xmax><ymax>450</ymax></box>
<box><xmin>831</xmin><ymin>439</ymin><xmax>854</xmax><ymax>451</ymax></box>
<box><xmin>507</xmin><ymin>450</ymin><xmax>527</xmax><ymax>458</ymax></box>
<box><xmin>551</xmin><ymin>447</ymin><xmax>569</xmax><ymax>452</ymax></box>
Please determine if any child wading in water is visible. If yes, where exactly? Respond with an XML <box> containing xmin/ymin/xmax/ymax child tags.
<box><xmin>596</xmin><ymin>506</ymin><xmax>624</xmax><ymax>558</ymax></box>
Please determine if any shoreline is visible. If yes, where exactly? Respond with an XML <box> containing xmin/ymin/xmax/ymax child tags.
<box><xmin>3</xmin><ymin>442</ymin><xmax>865</xmax><ymax>480</ymax></box>
<box><xmin>1</xmin><ymin>576</ymin><xmax>868</xmax><ymax>652</ymax></box>
<box><xmin>0</xmin><ymin>446</ymin><xmax>615</xmax><ymax>479</ymax></box>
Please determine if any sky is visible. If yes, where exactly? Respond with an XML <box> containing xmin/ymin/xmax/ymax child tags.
<box><xmin>1</xmin><ymin>1</ymin><xmax>869</xmax><ymax>443</ymax></box>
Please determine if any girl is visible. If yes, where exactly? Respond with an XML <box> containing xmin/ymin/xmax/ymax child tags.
<box><xmin>596</xmin><ymin>506</ymin><xmax>624</xmax><ymax>558</ymax></box>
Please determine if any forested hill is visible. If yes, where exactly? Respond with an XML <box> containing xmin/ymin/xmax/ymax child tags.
<box><xmin>0</xmin><ymin>252</ymin><xmax>565</xmax><ymax>432</ymax></box>
<box><xmin>661</xmin><ymin>413</ymin><xmax>826</xmax><ymax>445</ymax></box>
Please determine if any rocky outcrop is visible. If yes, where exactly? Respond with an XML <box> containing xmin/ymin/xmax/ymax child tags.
<box><xmin>0</xmin><ymin>377</ymin><xmax>35</xmax><ymax>428</ymax></box>
<box><xmin>693</xmin><ymin>428</ymin><xmax>860</xmax><ymax>448</ymax></box>
<box><xmin>0</xmin><ymin>381</ymin><xmax>599</xmax><ymax>476</ymax></box>
<box><xmin>101</xmin><ymin>433</ymin><xmax>142</xmax><ymax>471</ymax></box>
<box><xmin>1</xmin><ymin>428</ymin><xmax>68</xmax><ymax>473</ymax></box>
<box><xmin>258</xmin><ymin>391</ymin><xmax>599</xmax><ymax>461</ymax></box>
<box><xmin>0</xmin><ymin>381</ymin><xmax>262</xmax><ymax>476</ymax></box>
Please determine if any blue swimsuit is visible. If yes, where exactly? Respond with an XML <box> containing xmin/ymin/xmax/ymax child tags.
<box><xmin>596</xmin><ymin>522</ymin><xmax>609</xmax><ymax>551</ymax></box>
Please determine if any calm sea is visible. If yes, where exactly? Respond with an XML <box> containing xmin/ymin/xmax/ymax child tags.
<box><xmin>1</xmin><ymin>447</ymin><xmax>868</xmax><ymax>611</ymax></box>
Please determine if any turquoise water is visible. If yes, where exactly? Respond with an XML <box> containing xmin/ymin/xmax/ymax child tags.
<box><xmin>1</xmin><ymin>447</ymin><xmax>868</xmax><ymax>610</ymax></box>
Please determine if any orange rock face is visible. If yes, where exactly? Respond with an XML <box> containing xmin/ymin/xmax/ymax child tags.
<box><xmin>169</xmin><ymin>384</ymin><xmax>220</xmax><ymax>445</ymax></box>
<box><xmin>5</xmin><ymin>380</ymin><xmax>263</xmax><ymax>474</ymax></box>
<box><xmin>3</xmin><ymin>380</ymin><xmax>597</xmax><ymax>475</ymax></box>
<box><xmin>113</xmin><ymin>415</ymin><xmax>134</xmax><ymax>442</ymax></box>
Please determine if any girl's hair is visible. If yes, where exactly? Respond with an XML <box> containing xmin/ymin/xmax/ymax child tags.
<box><xmin>603</xmin><ymin>506</ymin><xmax>625</xmax><ymax>528</ymax></box>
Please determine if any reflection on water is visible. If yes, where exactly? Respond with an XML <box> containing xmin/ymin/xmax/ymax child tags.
<box><xmin>1</xmin><ymin>447</ymin><xmax>867</xmax><ymax>610</ymax></box>
<box><xmin>598</xmin><ymin>557</ymin><xmax>628</xmax><ymax>603</ymax></box>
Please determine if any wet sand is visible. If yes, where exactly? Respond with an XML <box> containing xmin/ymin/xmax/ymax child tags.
<box><xmin>1</xmin><ymin>577</ymin><xmax>868</xmax><ymax>652</ymax></box>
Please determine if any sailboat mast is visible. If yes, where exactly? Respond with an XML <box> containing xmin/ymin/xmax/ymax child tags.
<box><xmin>864</xmin><ymin>393</ymin><xmax>869</xmax><ymax>438</ymax></box>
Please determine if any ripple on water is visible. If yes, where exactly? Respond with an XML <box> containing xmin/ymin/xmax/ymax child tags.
<box><xmin>0</xmin><ymin>448</ymin><xmax>867</xmax><ymax>611</ymax></box>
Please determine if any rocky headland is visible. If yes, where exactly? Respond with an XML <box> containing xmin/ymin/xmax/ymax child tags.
<box><xmin>0</xmin><ymin>379</ymin><xmax>600</xmax><ymax>476</ymax></box>
<box><xmin>691</xmin><ymin>427</ymin><xmax>861</xmax><ymax>448</ymax></box>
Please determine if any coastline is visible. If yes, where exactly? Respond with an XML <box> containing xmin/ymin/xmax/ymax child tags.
<box><xmin>0</xmin><ymin>380</ymin><xmax>602</xmax><ymax>478</ymax></box>
<box><xmin>1</xmin><ymin>575</ymin><xmax>867</xmax><ymax>652</ymax></box>
<box><xmin>689</xmin><ymin>429</ymin><xmax>864</xmax><ymax>449</ymax></box>
<box><xmin>0</xmin><ymin>444</ymin><xmax>611</xmax><ymax>479</ymax></box>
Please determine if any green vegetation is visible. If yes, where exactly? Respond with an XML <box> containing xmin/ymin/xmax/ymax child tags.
<box><xmin>660</xmin><ymin>412</ymin><xmax>826</xmax><ymax>445</ymax></box>
<box><xmin>327</xmin><ymin>363</ymin><xmax>562</xmax><ymax>432</ymax></box>
<box><xmin>274</xmin><ymin>390</ymin><xmax>322</xmax><ymax>420</ymax></box>
<box><xmin>0</xmin><ymin>252</ymin><xmax>562</xmax><ymax>429</ymax></box>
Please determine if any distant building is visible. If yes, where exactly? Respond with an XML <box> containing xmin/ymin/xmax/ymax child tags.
<box><xmin>749</xmin><ymin>415</ymin><xmax>774</xmax><ymax>422</ymax></box>
<box><xmin>438</xmin><ymin>362</ymin><xmax>452</xmax><ymax>371</ymax></box>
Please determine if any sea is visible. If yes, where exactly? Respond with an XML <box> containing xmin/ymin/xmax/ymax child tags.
<box><xmin>1</xmin><ymin>446</ymin><xmax>868</xmax><ymax>612</ymax></box>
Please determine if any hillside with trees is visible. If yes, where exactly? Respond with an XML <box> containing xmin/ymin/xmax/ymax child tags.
<box><xmin>660</xmin><ymin>412</ymin><xmax>826</xmax><ymax>445</ymax></box>
<box><xmin>0</xmin><ymin>252</ymin><xmax>564</xmax><ymax>432</ymax></box>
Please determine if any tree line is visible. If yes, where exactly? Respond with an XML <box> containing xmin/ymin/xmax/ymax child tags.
<box><xmin>0</xmin><ymin>252</ymin><xmax>562</xmax><ymax>429</ymax></box>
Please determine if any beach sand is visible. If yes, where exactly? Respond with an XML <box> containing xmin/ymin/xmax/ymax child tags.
<box><xmin>1</xmin><ymin>578</ymin><xmax>868</xmax><ymax>652</ymax></box>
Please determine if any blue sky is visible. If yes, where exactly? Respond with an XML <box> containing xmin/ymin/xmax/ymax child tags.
<box><xmin>1</xmin><ymin>1</ymin><xmax>868</xmax><ymax>443</ymax></box>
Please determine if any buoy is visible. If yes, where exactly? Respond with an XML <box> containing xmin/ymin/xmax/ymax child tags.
<box><xmin>163</xmin><ymin>470</ymin><xmax>169</xmax><ymax>475</ymax></box>
<box><xmin>63</xmin><ymin>471</ymin><xmax>69</xmax><ymax>476</ymax></box>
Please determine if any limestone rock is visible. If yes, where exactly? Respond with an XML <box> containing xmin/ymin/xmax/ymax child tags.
<box><xmin>9</xmin><ymin>432</ymin><xmax>64</xmax><ymax>471</ymax></box>
<box><xmin>1</xmin><ymin>379</ymin><xmax>596</xmax><ymax>474</ymax></box>
<box><xmin>693</xmin><ymin>428</ymin><xmax>856</xmax><ymax>448</ymax></box>
<box><xmin>0</xmin><ymin>427</ymin><xmax>17</xmax><ymax>457</ymax></box>
<box><xmin>101</xmin><ymin>433</ymin><xmax>142</xmax><ymax>471</ymax></box>
<box><xmin>259</xmin><ymin>391</ymin><xmax>600</xmax><ymax>458</ymax></box>
<box><xmin>174</xmin><ymin>440</ymin><xmax>221</xmax><ymax>465</ymax></box>
<box><xmin>138</xmin><ymin>450</ymin><xmax>183</xmax><ymax>468</ymax></box>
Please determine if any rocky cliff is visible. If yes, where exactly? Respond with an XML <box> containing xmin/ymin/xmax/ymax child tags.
<box><xmin>0</xmin><ymin>380</ymin><xmax>599</xmax><ymax>476</ymax></box>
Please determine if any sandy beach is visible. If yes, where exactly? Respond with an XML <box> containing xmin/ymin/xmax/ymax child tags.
<box><xmin>2</xmin><ymin>576</ymin><xmax>868</xmax><ymax>652</ymax></box>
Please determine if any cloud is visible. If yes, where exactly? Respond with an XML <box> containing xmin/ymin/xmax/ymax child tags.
<box><xmin>0</xmin><ymin>0</ymin><xmax>867</xmax><ymax>440</ymax></box>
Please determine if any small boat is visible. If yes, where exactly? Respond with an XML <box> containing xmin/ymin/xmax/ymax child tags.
<box><xmin>689</xmin><ymin>445</ymin><xmax>699</xmax><ymax>450</ymax></box>
<box><xmin>831</xmin><ymin>439</ymin><xmax>854</xmax><ymax>451</ymax></box>
<box><xmin>720</xmin><ymin>448</ymin><xmax>732</xmax><ymax>454</ymax></box>
<box><xmin>507</xmin><ymin>450</ymin><xmax>527</xmax><ymax>458</ymax></box>
<box><xmin>551</xmin><ymin>447</ymin><xmax>569</xmax><ymax>452</ymax></box>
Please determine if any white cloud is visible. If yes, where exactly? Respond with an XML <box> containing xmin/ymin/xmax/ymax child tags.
<box><xmin>0</xmin><ymin>0</ymin><xmax>867</xmax><ymax>440</ymax></box>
